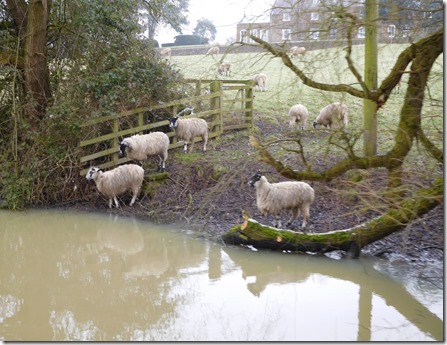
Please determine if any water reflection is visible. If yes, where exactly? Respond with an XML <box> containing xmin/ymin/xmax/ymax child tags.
<box><xmin>0</xmin><ymin>210</ymin><xmax>443</xmax><ymax>341</ymax></box>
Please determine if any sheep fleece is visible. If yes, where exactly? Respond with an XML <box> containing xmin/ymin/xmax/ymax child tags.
<box><xmin>123</xmin><ymin>132</ymin><xmax>169</xmax><ymax>161</ymax></box>
<box><xmin>255</xmin><ymin>179</ymin><xmax>315</xmax><ymax>215</ymax></box>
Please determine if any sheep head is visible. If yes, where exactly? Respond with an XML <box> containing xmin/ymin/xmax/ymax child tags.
<box><xmin>119</xmin><ymin>140</ymin><xmax>130</xmax><ymax>157</ymax></box>
<box><xmin>168</xmin><ymin>117</ymin><xmax>179</xmax><ymax>130</ymax></box>
<box><xmin>86</xmin><ymin>167</ymin><xmax>101</xmax><ymax>181</ymax></box>
<box><xmin>248</xmin><ymin>172</ymin><xmax>263</xmax><ymax>187</ymax></box>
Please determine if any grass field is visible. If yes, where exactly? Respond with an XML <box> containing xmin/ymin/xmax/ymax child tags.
<box><xmin>170</xmin><ymin>43</ymin><xmax>443</xmax><ymax>164</ymax></box>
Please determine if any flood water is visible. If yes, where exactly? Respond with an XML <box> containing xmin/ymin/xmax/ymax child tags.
<box><xmin>0</xmin><ymin>209</ymin><xmax>443</xmax><ymax>341</ymax></box>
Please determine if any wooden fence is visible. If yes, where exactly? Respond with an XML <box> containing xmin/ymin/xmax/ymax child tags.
<box><xmin>79</xmin><ymin>79</ymin><xmax>254</xmax><ymax>175</ymax></box>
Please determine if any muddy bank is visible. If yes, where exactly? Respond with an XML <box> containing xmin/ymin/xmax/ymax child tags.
<box><xmin>64</xmin><ymin>119</ymin><xmax>443</xmax><ymax>285</ymax></box>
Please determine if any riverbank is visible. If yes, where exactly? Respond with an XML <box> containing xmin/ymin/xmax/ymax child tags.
<box><xmin>67</xmin><ymin>118</ymin><xmax>443</xmax><ymax>285</ymax></box>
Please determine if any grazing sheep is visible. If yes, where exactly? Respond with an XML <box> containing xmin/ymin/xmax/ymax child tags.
<box><xmin>119</xmin><ymin>132</ymin><xmax>170</xmax><ymax>172</ymax></box>
<box><xmin>218</xmin><ymin>61</ymin><xmax>233</xmax><ymax>76</ymax></box>
<box><xmin>169</xmin><ymin>111</ymin><xmax>209</xmax><ymax>153</ymax></box>
<box><xmin>86</xmin><ymin>164</ymin><xmax>144</xmax><ymax>208</ymax></box>
<box><xmin>248</xmin><ymin>172</ymin><xmax>315</xmax><ymax>231</ymax></box>
<box><xmin>290</xmin><ymin>46</ymin><xmax>306</xmax><ymax>58</ymax></box>
<box><xmin>160</xmin><ymin>47</ymin><xmax>171</xmax><ymax>60</ymax></box>
<box><xmin>252</xmin><ymin>73</ymin><xmax>267</xmax><ymax>92</ymax></box>
<box><xmin>206</xmin><ymin>46</ymin><xmax>219</xmax><ymax>56</ymax></box>
<box><xmin>313</xmin><ymin>102</ymin><xmax>349</xmax><ymax>129</ymax></box>
<box><xmin>288</xmin><ymin>104</ymin><xmax>309</xmax><ymax>130</ymax></box>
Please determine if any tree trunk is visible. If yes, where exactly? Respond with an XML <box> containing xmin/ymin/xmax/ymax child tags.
<box><xmin>23</xmin><ymin>0</ymin><xmax>52</xmax><ymax>119</ymax></box>
<box><xmin>363</xmin><ymin>0</ymin><xmax>378</xmax><ymax>156</ymax></box>
<box><xmin>222</xmin><ymin>178</ymin><xmax>443</xmax><ymax>258</ymax></box>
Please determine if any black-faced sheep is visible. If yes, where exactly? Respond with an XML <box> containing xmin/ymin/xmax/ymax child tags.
<box><xmin>290</xmin><ymin>46</ymin><xmax>306</xmax><ymax>58</ymax></box>
<box><xmin>86</xmin><ymin>164</ymin><xmax>144</xmax><ymax>208</ymax></box>
<box><xmin>248</xmin><ymin>173</ymin><xmax>315</xmax><ymax>231</ymax></box>
<box><xmin>288</xmin><ymin>104</ymin><xmax>309</xmax><ymax>130</ymax></box>
<box><xmin>313</xmin><ymin>102</ymin><xmax>349</xmax><ymax>129</ymax></box>
<box><xmin>168</xmin><ymin>111</ymin><xmax>209</xmax><ymax>153</ymax></box>
<box><xmin>119</xmin><ymin>132</ymin><xmax>170</xmax><ymax>172</ymax></box>
<box><xmin>218</xmin><ymin>61</ymin><xmax>233</xmax><ymax>76</ymax></box>
<box><xmin>253</xmin><ymin>73</ymin><xmax>267</xmax><ymax>92</ymax></box>
<box><xmin>206</xmin><ymin>46</ymin><xmax>219</xmax><ymax>56</ymax></box>
<box><xmin>160</xmin><ymin>47</ymin><xmax>171</xmax><ymax>60</ymax></box>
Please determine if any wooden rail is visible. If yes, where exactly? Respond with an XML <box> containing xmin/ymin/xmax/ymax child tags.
<box><xmin>79</xmin><ymin>79</ymin><xmax>254</xmax><ymax>175</ymax></box>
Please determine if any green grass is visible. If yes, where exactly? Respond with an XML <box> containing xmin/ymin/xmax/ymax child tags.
<box><xmin>170</xmin><ymin>43</ymin><xmax>443</xmax><ymax>178</ymax></box>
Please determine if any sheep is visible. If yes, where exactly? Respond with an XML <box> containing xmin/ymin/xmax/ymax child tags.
<box><xmin>288</xmin><ymin>104</ymin><xmax>309</xmax><ymax>130</ymax></box>
<box><xmin>160</xmin><ymin>47</ymin><xmax>171</xmax><ymax>60</ymax></box>
<box><xmin>86</xmin><ymin>164</ymin><xmax>144</xmax><ymax>209</ymax></box>
<box><xmin>218</xmin><ymin>61</ymin><xmax>233</xmax><ymax>76</ymax></box>
<box><xmin>252</xmin><ymin>73</ymin><xmax>267</xmax><ymax>92</ymax></box>
<box><xmin>206</xmin><ymin>46</ymin><xmax>219</xmax><ymax>56</ymax></box>
<box><xmin>168</xmin><ymin>111</ymin><xmax>209</xmax><ymax>153</ymax></box>
<box><xmin>313</xmin><ymin>102</ymin><xmax>349</xmax><ymax>129</ymax></box>
<box><xmin>248</xmin><ymin>172</ymin><xmax>315</xmax><ymax>231</ymax></box>
<box><xmin>119</xmin><ymin>132</ymin><xmax>170</xmax><ymax>172</ymax></box>
<box><xmin>290</xmin><ymin>46</ymin><xmax>306</xmax><ymax>58</ymax></box>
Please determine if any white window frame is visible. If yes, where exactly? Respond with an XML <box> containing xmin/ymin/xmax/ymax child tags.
<box><xmin>240</xmin><ymin>30</ymin><xmax>247</xmax><ymax>43</ymax></box>
<box><xmin>282</xmin><ymin>29</ymin><xmax>291</xmax><ymax>41</ymax></box>
<box><xmin>358</xmin><ymin>26</ymin><xmax>365</xmax><ymax>38</ymax></box>
<box><xmin>283</xmin><ymin>13</ymin><xmax>291</xmax><ymax>21</ymax></box>
<box><xmin>311</xmin><ymin>12</ymin><xmax>319</xmax><ymax>21</ymax></box>
<box><xmin>329</xmin><ymin>27</ymin><xmax>337</xmax><ymax>39</ymax></box>
<box><xmin>311</xmin><ymin>30</ymin><xmax>320</xmax><ymax>40</ymax></box>
<box><xmin>260</xmin><ymin>29</ymin><xmax>269</xmax><ymax>41</ymax></box>
<box><xmin>387</xmin><ymin>24</ymin><xmax>396</xmax><ymax>38</ymax></box>
<box><xmin>250</xmin><ymin>29</ymin><xmax>258</xmax><ymax>43</ymax></box>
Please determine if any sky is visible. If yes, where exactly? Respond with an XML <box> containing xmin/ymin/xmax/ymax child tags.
<box><xmin>153</xmin><ymin>0</ymin><xmax>273</xmax><ymax>45</ymax></box>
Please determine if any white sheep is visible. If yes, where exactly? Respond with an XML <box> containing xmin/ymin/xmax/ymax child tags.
<box><xmin>206</xmin><ymin>46</ymin><xmax>219</xmax><ymax>56</ymax></box>
<box><xmin>252</xmin><ymin>73</ymin><xmax>267</xmax><ymax>92</ymax></box>
<box><xmin>218</xmin><ymin>61</ymin><xmax>233</xmax><ymax>76</ymax></box>
<box><xmin>288</xmin><ymin>104</ymin><xmax>309</xmax><ymax>130</ymax></box>
<box><xmin>119</xmin><ymin>132</ymin><xmax>170</xmax><ymax>172</ymax></box>
<box><xmin>86</xmin><ymin>164</ymin><xmax>144</xmax><ymax>208</ymax></box>
<box><xmin>290</xmin><ymin>46</ymin><xmax>306</xmax><ymax>58</ymax></box>
<box><xmin>168</xmin><ymin>112</ymin><xmax>209</xmax><ymax>153</ymax></box>
<box><xmin>248</xmin><ymin>173</ymin><xmax>315</xmax><ymax>231</ymax></box>
<box><xmin>313</xmin><ymin>102</ymin><xmax>349</xmax><ymax>129</ymax></box>
<box><xmin>160</xmin><ymin>47</ymin><xmax>171</xmax><ymax>60</ymax></box>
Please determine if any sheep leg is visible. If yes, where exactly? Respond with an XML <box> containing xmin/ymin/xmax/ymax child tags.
<box><xmin>202</xmin><ymin>133</ymin><xmax>208</xmax><ymax>153</ymax></box>
<box><xmin>188</xmin><ymin>138</ymin><xmax>195</xmax><ymax>153</ymax></box>
<box><xmin>113</xmin><ymin>196</ymin><xmax>120</xmax><ymax>208</ymax></box>
<box><xmin>286</xmin><ymin>209</ymin><xmax>300</xmax><ymax>229</ymax></box>
<box><xmin>129</xmin><ymin>191</ymin><xmax>138</xmax><ymax>206</ymax></box>
<box><xmin>183</xmin><ymin>142</ymin><xmax>188</xmax><ymax>154</ymax></box>
<box><xmin>157</xmin><ymin>155</ymin><xmax>166</xmax><ymax>172</ymax></box>
<box><xmin>108</xmin><ymin>198</ymin><xmax>113</xmax><ymax>209</ymax></box>
<box><xmin>301</xmin><ymin>205</ymin><xmax>311</xmax><ymax>232</ymax></box>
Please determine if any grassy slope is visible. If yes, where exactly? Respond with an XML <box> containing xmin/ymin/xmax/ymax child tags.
<box><xmin>169</xmin><ymin>44</ymin><xmax>443</xmax><ymax>175</ymax></box>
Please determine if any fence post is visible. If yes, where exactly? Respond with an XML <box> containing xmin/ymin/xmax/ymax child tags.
<box><xmin>112</xmin><ymin>117</ymin><xmax>119</xmax><ymax>164</ymax></box>
<box><xmin>246</xmin><ymin>80</ymin><xmax>254</xmax><ymax>129</ymax></box>
<box><xmin>210</xmin><ymin>80</ymin><xmax>223</xmax><ymax>134</ymax></box>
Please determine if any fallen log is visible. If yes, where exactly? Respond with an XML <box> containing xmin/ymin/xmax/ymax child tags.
<box><xmin>221</xmin><ymin>217</ymin><xmax>362</xmax><ymax>258</ymax></box>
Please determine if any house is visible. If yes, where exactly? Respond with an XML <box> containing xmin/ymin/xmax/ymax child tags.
<box><xmin>236</xmin><ymin>0</ymin><xmax>442</xmax><ymax>44</ymax></box>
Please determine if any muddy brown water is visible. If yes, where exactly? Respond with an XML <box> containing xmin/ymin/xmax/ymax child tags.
<box><xmin>0</xmin><ymin>209</ymin><xmax>443</xmax><ymax>341</ymax></box>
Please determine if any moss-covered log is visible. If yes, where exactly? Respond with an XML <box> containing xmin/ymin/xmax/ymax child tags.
<box><xmin>222</xmin><ymin>178</ymin><xmax>443</xmax><ymax>258</ymax></box>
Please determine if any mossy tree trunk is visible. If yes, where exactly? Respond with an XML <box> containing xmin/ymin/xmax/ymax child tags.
<box><xmin>5</xmin><ymin>0</ymin><xmax>52</xmax><ymax>120</ymax></box>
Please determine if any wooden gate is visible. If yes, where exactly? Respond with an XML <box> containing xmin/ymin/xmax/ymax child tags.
<box><xmin>79</xmin><ymin>79</ymin><xmax>254</xmax><ymax>175</ymax></box>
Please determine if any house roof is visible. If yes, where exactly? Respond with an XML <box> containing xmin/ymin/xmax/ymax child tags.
<box><xmin>271</xmin><ymin>0</ymin><xmax>297</xmax><ymax>15</ymax></box>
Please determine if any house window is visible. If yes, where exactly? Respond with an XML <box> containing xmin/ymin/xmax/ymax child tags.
<box><xmin>260</xmin><ymin>29</ymin><xmax>269</xmax><ymax>41</ymax></box>
<box><xmin>282</xmin><ymin>29</ymin><xmax>291</xmax><ymax>40</ymax></box>
<box><xmin>358</xmin><ymin>26</ymin><xmax>365</xmax><ymax>38</ymax></box>
<box><xmin>311</xmin><ymin>30</ymin><xmax>320</xmax><ymax>40</ymax></box>
<box><xmin>311</xmin><ymin>12</ymin><xmax>319</xmax><ymax>21</ymax></box>
<box><xmin>329</xmin><ymin>27</ymin><xmax>337</xmax><ymax>39</ymax></box>
<box><xmin>283</xmin><ymin>13</ymin><xmax>291</xmax><ymax>21</ymax></box>
<box><xmin>250</xmin><ymin>29</ymin><xmax>258</xmax><ymax>43</ymax></box>
<box><xmin>240</xmin><ymin>30</ymin><xmax>247</xmax><ymax>43</ymax></box>
<box><xmin>388</xmin><ymin>24</ymin><xmax>395</xmax><ymax>38</ymax></box>
<box><xmin>402</xmin><ymin>25</ymin><xmax>410</xmax><ymax>38</ymax></box>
